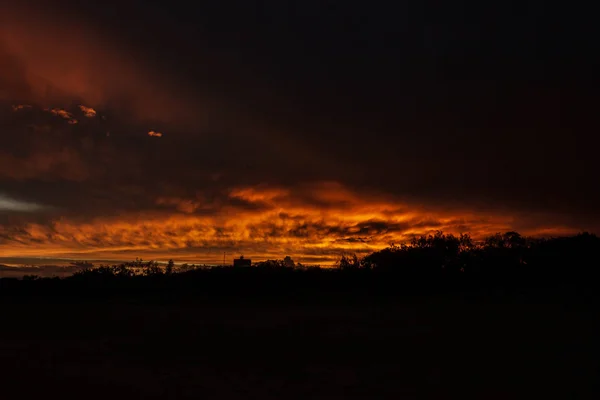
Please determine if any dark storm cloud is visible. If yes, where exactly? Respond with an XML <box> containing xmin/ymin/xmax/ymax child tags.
<box><xmin>0</xmin><ymin>1</ymin><xmax>598</xmax><ymax>263</ymax></box>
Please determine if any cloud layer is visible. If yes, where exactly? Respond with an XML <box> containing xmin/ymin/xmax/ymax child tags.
<box><xmin>0</xmin><ymin>179</ymin><xmax>582</xmax><ymax>264</ymax></box>
<box><xmin>0</xmin><ymin>2</ymin><xmax>598</xmax><ymax>265</ymax></box>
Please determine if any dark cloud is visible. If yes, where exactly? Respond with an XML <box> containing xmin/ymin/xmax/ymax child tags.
<box><xmin>0</xmin><ymin>1</ymin><xmax>598</xmax><ymax>265</ymax></box>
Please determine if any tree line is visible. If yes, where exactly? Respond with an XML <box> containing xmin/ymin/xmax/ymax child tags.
<box><xmin>1</xmin><ymin>231</ymin><xmax>598</xmax><ymax>299</ymax></box>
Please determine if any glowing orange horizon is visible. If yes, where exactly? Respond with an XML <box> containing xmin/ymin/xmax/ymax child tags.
<box><xmin>0</xmin><ymin>13</ymin><xmax>590</xmax><ymax>266</ymax></box>
<box><xmin>0</xmin><ymin>183</ymin><xmax>582</xmax><ymax>265</ymax></box>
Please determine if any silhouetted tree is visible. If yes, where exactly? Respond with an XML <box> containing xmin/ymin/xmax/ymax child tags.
<box><xmin>337</xmin><ymin>254</ymin><xmax>361</xmax><ymax>270</ymax></box>
<box><xmin>283</xmin><ymin>256</ymin><xmax>295</xmax><ymax>269</ymax></box>
<box><xmin>165</xmin><ymin>259</ymin><xmax>175</xmax><ymax>275</ymax></box>
<box><xmin>142</xmin><ymin>261</ymin><xmax>163</xmax><ymax>276</ymax></box>
<box><xmin>4</xmin><ymin>231</ymin><xmax>598</xmax><ymax>299</ymax></box>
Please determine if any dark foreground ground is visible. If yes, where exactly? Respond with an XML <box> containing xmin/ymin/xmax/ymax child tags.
<box><xmin>0</xmin><ymin>291</ymin><xmax>597</xmax><ymax>400</ymax></box>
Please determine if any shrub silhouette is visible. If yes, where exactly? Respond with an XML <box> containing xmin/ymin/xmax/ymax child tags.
<box><xmin>1</xmin><ymin>231</ymin><xmax>598</xmax><ymax>299</ymax></box>
<box><xmin>337</xmin><ymin>254</ymin><xmax>362</xmax><ymax>270</ymax></box>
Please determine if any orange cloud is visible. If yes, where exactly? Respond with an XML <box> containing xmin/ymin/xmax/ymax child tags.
<box><xmin>229</xmin><ymin>186</ymin><xmax>289</xmax><ymax>203</ymax></box>
<box><xmin>0</xmin><ymin>183</ymin><xmax>581</xmax><ymax>265</ymax></box>
<box><xmin>44</xmin><ymin>107</ymin><xmax>78</xmax><ymax>124</ymax></box>
<box><xmin>0</xmin><ymin>8</ymin><xmax>218</xmax><ymax>132</ymax></box>
<box><xmin>46</xmin><ymin>108</ymin><xmax>71</xmax><ymax>119</ymax></box>
<box><xmin>78</xmin><ymin>104</ymin><xmax>96</xmax><ymax>117</ymax></box>
<box><xmin>148</xmin><ymin>130</ymin><xmax>163</xmax><ymax>137</ymax></box>
<box><xmin>11</xmin><ymin>104</ymin><xmax>32</xmax><ymax>111</ymax></box>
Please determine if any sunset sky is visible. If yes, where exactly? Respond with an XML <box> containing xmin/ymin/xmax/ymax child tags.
<box><xmin>0</xmin><ymin>1</ymin><xmax>597</xmax><ymax>266</ymax></box>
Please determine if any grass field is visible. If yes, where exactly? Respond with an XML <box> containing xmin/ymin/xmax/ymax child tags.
<box><xmin>0</xmin><ymin>292</ymin><xmax>596</xmax><ymax>399</ymax></box>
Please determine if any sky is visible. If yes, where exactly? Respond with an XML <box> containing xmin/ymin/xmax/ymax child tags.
<box><xmin>0</xmin><ymin>1</ymin><xmax>598</xmax><ymax>266</ymax></box>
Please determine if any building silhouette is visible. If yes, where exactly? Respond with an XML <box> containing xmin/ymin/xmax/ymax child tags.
<box><xmin>233</xmin><ymin>255</ymin><xmax>252</xmax><ymax>267</ymax></box>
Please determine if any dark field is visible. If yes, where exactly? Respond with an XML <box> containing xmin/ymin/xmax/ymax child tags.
<box><xmin>0</xmin><ymin>292</ymin><xmax>596</xmax><ymax>399</ymax></box>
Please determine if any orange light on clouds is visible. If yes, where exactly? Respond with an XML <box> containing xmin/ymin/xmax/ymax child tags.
<box><xmin>11</xmin><ymin>104</ymin><xmax>32</xmax><ymax>111</ymax></box>
<box><xmin>0</xmin><ymin>183</ymin><xmax>581</xmax><ymax>265</ymax></box>
<box><xmin>0</xmin><ymin>4</ymin><xmax>591</xmax><ymax>268</ymax></box>
<box><xmin>1</xmin><ymin>9</ymin><xmax>211</xmax><ymax>131</ymax></box>
<box><xmin>44</xmin><ymin>107</ymin><xmax>78</xmax><ymax>124</ymax></box>
<box><xmin>78</xmin><ymin>105</ymin><xmax>97</xmax><ymax>117</ymax></box>
<box><xmin>47</xmin><ymin>108</ymin><xmax>73</xmax><ymax>119</ymax></box>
